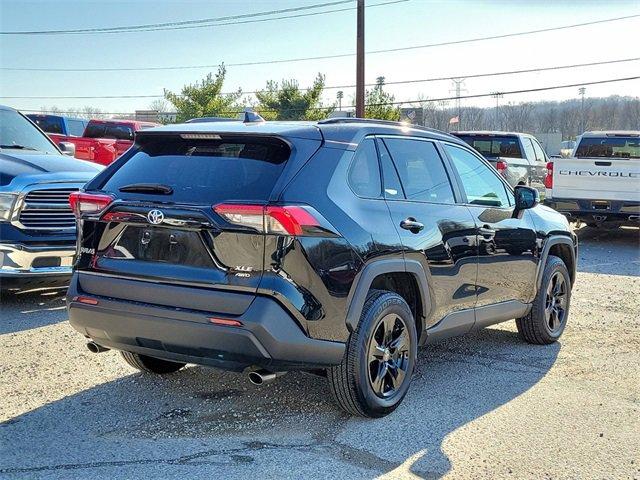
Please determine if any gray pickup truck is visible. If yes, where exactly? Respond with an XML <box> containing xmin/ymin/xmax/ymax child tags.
<box><xmin>452</xmin><ymin>131</ymin><xmax>549</xmax><ymax>189</ymax></box>
<box><xmin>0</xmin><ymin>105</ymin><xmax>101</xmax><ymax>290</ymax></box>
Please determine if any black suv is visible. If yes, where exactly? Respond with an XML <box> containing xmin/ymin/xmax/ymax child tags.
<box><xmin>67</xmin><ymin>118</ymin><xmax>577</xmax><ymax>417</ymax></box>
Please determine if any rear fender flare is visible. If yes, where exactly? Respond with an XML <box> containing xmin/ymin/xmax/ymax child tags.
<box><xmin>345</xmin><ymin>259</ymin><xmax>431</xmax><ymax>335</ymax></box>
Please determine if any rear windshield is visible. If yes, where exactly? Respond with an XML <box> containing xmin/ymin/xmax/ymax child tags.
<box><xmin>575</xmin><ymin>136</ymin><xmax>640</xmax><ymax>159</ymax></box>
<box><xmin>84</xmin><ymin>123</ymin><xmax>134</xmax><ymax>140</ymax></box>
<box><xmin>27</xmin><ymin>115</ymin><xmax>64</xmax><ymax>134</ymax></box>
<box><xmin>101</xmin><ymin>136</ymin><xmax>290</xmax><ymax>203</ymax></box>
<box><xmin>456</xmin><ymin>135</ymin><xmax>522</xmax><ymax>158</ymax></box>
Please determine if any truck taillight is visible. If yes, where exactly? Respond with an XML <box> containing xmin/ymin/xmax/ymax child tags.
<box><xmin>495</xmin><ymin>161</ymin><xmax>508</xmax><ymax>175</ymax></box>
<box><xmin>69</xmin><ymin>192</ymin><xmax>114</xmax><ymax>218</ymax></box>
<box><xmin>544</xmin><ymin>161</ymin><xmax>554</xmax><ymax>189</ymax></box>
<box><xmin>213</xmin><ymin>204</ymin><xmax>322</xmax><ymax>236</ymax></box>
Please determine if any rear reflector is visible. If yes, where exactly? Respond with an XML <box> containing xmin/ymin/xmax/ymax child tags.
<box><xmin>209</xmin><ymin>317</ymin><xmax>243</xmax><ymax>327</ymax></box>
<box><xmin>69</xmin><ymin>192</ymin><xmax>114</xmax><ymax>218</ymax></box>
<box><xmin>213</xmin><ymin>204</ymin><xmax>321</xmax><ymax>236</ymax></box>
<box><xmin>73</xmin><ymin>296</ymin><xmax>99</xmax><ymax>305</ymax></box>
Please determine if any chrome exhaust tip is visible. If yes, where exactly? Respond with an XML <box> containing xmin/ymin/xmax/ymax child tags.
<box><xmin>86</xmin><ymin>341</ymin><xmax>109</xmax><ymax>353</ymax></box>
<box><xmin>248</xmin><ymin>369</ymin><xmax>285</xmax><ymax>385</ymax></box>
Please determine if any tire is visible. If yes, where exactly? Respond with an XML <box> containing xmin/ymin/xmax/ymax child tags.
<box><xmin>120</xmin><ymin>351</ymin><xmax>186</xmax><ymax>374</ymax></box>
<box><xmin>327</xmin><ymin>290</ymin><xmax>417</xmax><ymax>418</ymax></box>
<box><xmin>516</xmin><ymin>255</ymin><xmax>571</xmax><ymax>344</ymax></box>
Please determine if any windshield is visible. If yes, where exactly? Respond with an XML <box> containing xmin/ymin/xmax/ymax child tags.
<box><xmin>101</xmin><ymin>136</ymin><xmax>290</xmax><ymax>203</ymax></box>
<box><xmin>575</xmin><ymin>136</ymin><xmax>640</xmax><ymax>159</ymax></box>
<box><xmin>456</xmin><ymin>135</ymin><xmax>523</xmax><ymax>159</ymax></box>
<box><xmin>0</xmin><ymin>109</ymin><xmax>59</xmax><ymax>154</ymax></box>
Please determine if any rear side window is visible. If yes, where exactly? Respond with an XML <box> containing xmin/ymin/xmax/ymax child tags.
<box><xmin>383</xmin><ymin>138</ymin><xmax>455</xmax><ymax>204</ymax></box>
<box><xmin>101</xmin><ymin>136</ymin><xmax>290</xmax><ymax>203</ymax></box>
<box><xmin>348</xmin><ymin>138</ymin><xmax>382</xmax><ymax>198</ymax></box>
<box><xmin>531</xmin><ymin>139</ymin><xmax>546</xmax><ymax>162</ymax></box>
<box><xmin>105</xmin><ymin>125</ymin><xmax>134</xmax><ymax>140</ymax></box>
<box><xmin>84</xmin><ymin>123</ymin><xmax>107</xmax><ymax>138</ymax></box>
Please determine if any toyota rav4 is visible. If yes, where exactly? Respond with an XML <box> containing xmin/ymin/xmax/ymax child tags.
<box><xmin>67</xmin><ymin>117</ymin><xmax>577</xmax><ymax>417</ymax></box>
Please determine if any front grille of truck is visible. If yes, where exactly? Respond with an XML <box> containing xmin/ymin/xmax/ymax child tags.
<box><xmin>17</xmin><ymin>187</ymin><xmax>78</xmax><ymax>230</ymax></box>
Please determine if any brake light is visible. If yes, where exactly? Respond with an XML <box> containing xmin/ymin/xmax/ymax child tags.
<box><xmin>69</xmin><ymin>192</ymin><xmax>114</xmax><ymax>218</ymax></box>
<box><xmin>73</xmin><ymin>296</ymin><xmax>99</xmax><ymax>305</ymax></box>
<box><xmin>544</xmin><ymin>161</ymin><xmax>554</xmax><ymax>189</ymax></box>
<box><xmin>213</xmin><ymin>204</ymin><xmax>321</xmax><ymax>236</ymax></box>
<box><xmin>209</xmin><ymin>317</ymin><xmax>243</xmax><ymax>327</ymax></box>
<box><xmin>495</xmin><ymin>160</ymin><xmax>508</xmax><ymax>174</ymax></box>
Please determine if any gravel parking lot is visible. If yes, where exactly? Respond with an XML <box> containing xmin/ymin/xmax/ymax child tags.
<box><xmin>1</xmin><ymin>226</ymin><xmax>638</xmax><ymax>479</ymax></box>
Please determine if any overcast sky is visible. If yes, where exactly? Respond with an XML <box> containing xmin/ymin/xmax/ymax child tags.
<box><xmin>1</xmin><ymin>0</ymin><xmax>638</xmax><ymax>114</ymax></box>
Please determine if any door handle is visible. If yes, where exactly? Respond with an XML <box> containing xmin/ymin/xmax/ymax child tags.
<box><xmin>400</xmin><ymin>218</ymin><xmax>424</xmax><ymax>233</ymax></box>
<box><xmin>479</xmin><ymin>225</ymin><xmax>495</xmax><ymax>237</ymax></box>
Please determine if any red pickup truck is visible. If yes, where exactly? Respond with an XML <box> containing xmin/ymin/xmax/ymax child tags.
<box><xmin>27</xmin><ymin>115</ymin><xmax>159</xmax><ymax>165</ymax></box>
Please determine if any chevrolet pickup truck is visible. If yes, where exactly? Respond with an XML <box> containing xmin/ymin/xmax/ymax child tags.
<box><xmin>452</xmin><ymin>131</ymin><xmax>548</xmax><ymax>189</ymax></box>
<box><xmin>1</xmin><ymin>105</ymin><xmax>102</xmax><ymax>289</ymax></box>
<box><xmin>544</xmin><ymin>131</ymin><xmax>640</xmax><ymax>227</ymax></box>
<box><xmin>26</xmin><ymin>115</ymin><xmax>158</xmax><ymax>167</ymax></box>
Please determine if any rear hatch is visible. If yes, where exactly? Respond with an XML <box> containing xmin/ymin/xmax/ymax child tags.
<box><xmin>73</xmin><ymin>130</ymin><xmax>321</xmax><ymax>313</ymax></box>
<box><xmin>551</xmin><ymin>134</ymin><xmax>640</xmax><ymax>201</ymax></box>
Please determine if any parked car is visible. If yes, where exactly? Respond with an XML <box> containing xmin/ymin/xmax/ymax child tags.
<box><xmin>67</xmin><ymin>118</ymin><xmax>577</xmax><ymax>417</ymax></box>
<box><xmin>26</xmin><ymin>114</ymin><xmax>88</xmax><ymax>139</ymax></box>
<box><xmin>452</xmin><ymin>131</ymin><xmax>549</xmax><ymax>189</ymax></box>
<box><xmin>0</xmin><ymin>105</ymin><xmax>102</xmax><ymax>289</ymax></box>
<box><xmin>27</xmin><ymin>116</ymin><xmax>159</xmax><ymax>166</ymax></box>
<box><xmin>544</xmin><ymin>131</ymin><xmax>640</xmax><ymax>227</ymax></box>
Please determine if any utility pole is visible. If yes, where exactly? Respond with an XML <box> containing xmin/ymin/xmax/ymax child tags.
<box><xmin>337</xmin><ymin>90</ymin><xmax>344</xmax><ymax>111</ymax></box>
<box><xmin>491</xmin><ymin>92</ymin><xmax>503</xmax><ymax>130</ymax></box>
<box><xmin>578</xmin><ymin>87</ymin><xmax>586</xmax><ymax>133</ymax></box>
<box><xmin>449</xmin><ymin>79</ymin><xmax>466</xmax><ymax>130</ymax></box>
<box><xmin>355</xmin><ymin>0</ymin><xmax>365</xmax><ymax>118</ymax></box>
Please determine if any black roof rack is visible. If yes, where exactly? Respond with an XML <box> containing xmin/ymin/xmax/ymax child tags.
<box><xmin>317</xmin><ymin>117</ymin><xmax>443</xmax><ymax>134</ymax></box>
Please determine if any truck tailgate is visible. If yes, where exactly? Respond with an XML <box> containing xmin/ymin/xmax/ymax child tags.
<box><xmin>551</xmin><ymin>158</ymin><xmax>640</xmax><ymax>201</ymax></box>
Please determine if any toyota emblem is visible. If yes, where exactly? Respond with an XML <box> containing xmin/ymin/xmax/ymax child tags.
<box><xmin>147</xmin><ymin>209</ymin><xmax>164</xmax><ymax>225</ymax></box>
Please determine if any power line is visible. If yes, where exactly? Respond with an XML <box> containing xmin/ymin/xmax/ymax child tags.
<box><xmin>4</xmin><ymin>57</ymin><xmax>638</xmax><ymax>99</ymax></box>
<box><xmin>3</xmin><ymin>14</ymin><xmax>638</xmax><ymax>72</ymax></box>
<box><xmin>19</xmin><ymin>75</ymin><xmax>640</xmax><ymax>116</ymax></box>
<box><xmin>0</xmin><ymin>1</ymin><xmax>355</xmax><ymax>35</ymax></box>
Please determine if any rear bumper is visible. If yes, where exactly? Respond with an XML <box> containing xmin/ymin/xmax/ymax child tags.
<box><xmin>544</xmin><ymin>198</ymin><xmax>640</xmax><ymax>224</ymax></box>
<box><xmin>66</xmin><ymin>274</ymin><xmax>345</xmax><ymax>371</ymax></box>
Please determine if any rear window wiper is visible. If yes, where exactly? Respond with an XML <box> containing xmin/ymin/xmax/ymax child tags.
<box><xmin>118</xmin><ymin>183</ymin><xmax>173</xmax><ymax>195</ymax></box>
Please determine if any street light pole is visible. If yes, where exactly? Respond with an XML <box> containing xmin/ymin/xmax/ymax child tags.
<box><xmin>578</xmin><ymin>87</ymin><xmax>586</xmax><ymax>133</ymax></box>
<box><xmin>355</xmin><ymin>0</ymin><xmax>365</xmax><ymax>118</ymax></box>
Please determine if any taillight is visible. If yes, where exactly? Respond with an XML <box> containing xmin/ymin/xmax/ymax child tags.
<box><xmin>544</xmin><ymin>161</ymin><xmax>554</xmax><ymax>189</ymax></box>
<box><xmin>495</xmin><ymin>160</ymin><xmax>508</xmax><ymax>175</ymax></box>
<box><xmin>213</xmin><ymin>204</ymin><xmax>322</xmax><ymax>236</ymax></box>
<box><xmin>69</xmin><ymin>192</ymin><xmax>114</xmax><ymax>218</ymax></box>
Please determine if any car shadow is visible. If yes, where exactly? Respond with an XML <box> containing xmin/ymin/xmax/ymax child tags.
<box><xmin>0</xmin><ymin>326</ymin><xmax>559</xmax><ymax>478</ymax></box>
<box><xmin>575</xmin><ymin>225</ymin><xmax>640</xmax><ymax>277</ymax></box>
<box><xmin>0</xmin><ymin>288</ymin><xmax>68</xmax><ymax>335</ymax></box>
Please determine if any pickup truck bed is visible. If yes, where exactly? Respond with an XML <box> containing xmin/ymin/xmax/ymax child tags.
<box><xmin>544</xmin><ymin>131</ymin><xmax>640</xmax><ymax>226</ymax></box>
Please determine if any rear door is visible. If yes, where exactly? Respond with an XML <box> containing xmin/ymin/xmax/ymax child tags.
<box><xmin>75</xmin><ymin>134</ymin><xmax>304</xmax><ymax>311</ymax></box>
<box><xmin>378</xmin><ymin>136</ymin><xmax>478</xmax><ymax>327</ymax></box>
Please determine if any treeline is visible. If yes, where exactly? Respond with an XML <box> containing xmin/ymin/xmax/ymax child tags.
<box><xmin>421</xmin><ymin>96</ymin><xmax>639</xmax><ymax>139</ymax></box>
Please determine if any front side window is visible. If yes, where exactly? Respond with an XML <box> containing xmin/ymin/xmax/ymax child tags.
<box><xmin>383</xmin><ymin>138</ymin><xmax>455</xmax><ymax>204</ymax></box>
<box><xmin>445</xmin><ymin>144</ymin><xmax>512</xmax><ymax>207</ymax></box>
<box><xmin>348</xmin><ymin>138</ymin><xmax>382</xmax><ymax>198</ymax></box>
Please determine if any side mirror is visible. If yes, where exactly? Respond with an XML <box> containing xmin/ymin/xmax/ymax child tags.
<box><xmin>58</xmin><ymin>142</ymin><xmax>76</xmax><ymax>157</ymax></box>
<box><xmin>514</xmin><ymin>185</ymin><xmax>539</xmax><ymax>211</ymax></box>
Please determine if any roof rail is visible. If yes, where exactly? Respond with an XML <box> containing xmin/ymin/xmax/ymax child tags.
<box><xmin>317</xmin><ymin>117</ymin><xmax>442</xmax><ymax>134</ymax></box>
<box><xmin>186</xmin><ymin>109</ymin><xmax>265</xmax><ymax>124</ymax></box>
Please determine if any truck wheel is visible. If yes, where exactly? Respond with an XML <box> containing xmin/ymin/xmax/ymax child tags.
<box><xmin>516</xmin><ymin>255</ymin><xmax>571</xmax><ymax>344</ymax></box>
<box><xmin>120</xmin><ymin>351</ymin><xmax>186</xmax><ymax>374</ymax></box>
<box><xmin>327</xmin><ymin>290</ymin><xmax>417</xmax><ymax>417</ymax></box>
